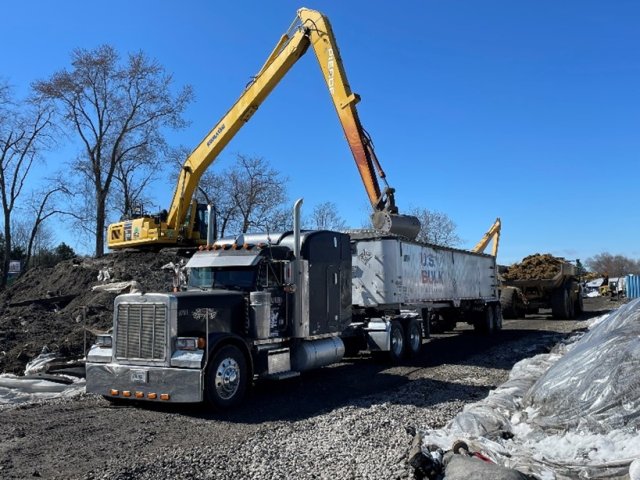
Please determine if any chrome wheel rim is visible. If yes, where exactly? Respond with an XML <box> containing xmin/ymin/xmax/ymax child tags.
<box><xmin>409</xmin><ymin>324</ymin><xmax>421</xmax><ymax>351</ymax></box>
<box><xmin>215</xmin><ymin>357</ymin><xmax>240</xmax><ymax>400</ymax></box>
<box><xmin>391</xmin><ymin>326</ymin><xmax>404</xmax><ymax>357</ymax></box>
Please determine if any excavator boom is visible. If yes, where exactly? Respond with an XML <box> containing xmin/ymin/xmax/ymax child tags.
<box><xmin>472</xmin><ymin>218</ymin><xmax>501</xmax><ymax>257</ymax></box>
<box><xmin>107</xmin><ymin>8</ymin><xmax>419</xmax><ymax>250</ymax></box>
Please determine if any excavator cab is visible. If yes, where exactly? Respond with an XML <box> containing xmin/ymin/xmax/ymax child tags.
<box><xmin>180</xmin><ymin>201</ymin><xmax>210</xmax><ymax>244</ymax></box>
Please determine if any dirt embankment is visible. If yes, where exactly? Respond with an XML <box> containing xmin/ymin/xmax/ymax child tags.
<box><xmin>0</xmin><ymin>250</ymin><xmax>185</xmax><ymax>374</ymax></box>
<box><xmin>502</xmin><ymin>253</ymin><xmax>565</xmax><ymax>281</ymax></box>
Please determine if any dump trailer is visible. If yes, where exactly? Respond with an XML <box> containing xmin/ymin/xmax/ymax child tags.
<box><xmin>500</xmin><ymin>254</ymin><xmax>583</xmax><ymax>319</ymax></box>
<box><xmin>87</xmin><ymin>202</ymin><xmax>501</xmax><ymax>409</ymax></box>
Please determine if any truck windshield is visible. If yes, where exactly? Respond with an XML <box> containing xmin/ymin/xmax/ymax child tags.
<box><xmin>188</xmin><ymin>267</ymin><xmax>256</xmax><ymax>291</ymax></box>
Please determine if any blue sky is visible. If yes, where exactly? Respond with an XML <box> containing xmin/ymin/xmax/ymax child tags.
<box><xmin>1</xmin><ymin>1</ymin><xmax>638</xmax><ymax>265</ymax></box>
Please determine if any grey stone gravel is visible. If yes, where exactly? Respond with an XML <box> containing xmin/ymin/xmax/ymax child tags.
<box><xmin>83</xmin><ymin>339</ymin><xmax>560</xmax><ymax>479</ymax></box>
<box><xmin>2</xmin><ymin>310</ymin><xmax>608</xmax><ymax>480</ymax></box>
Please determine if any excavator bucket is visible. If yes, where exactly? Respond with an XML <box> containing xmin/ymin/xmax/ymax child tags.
<box><xmin>371</xmin><ymin>211</ymin><xmax>421</xmax><ymax>240</ymax></box>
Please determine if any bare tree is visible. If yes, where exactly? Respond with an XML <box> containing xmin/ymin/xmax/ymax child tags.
<box><xmin>307</xmin><ymin>201</ymin><xmax>347</xmax><ymax>230</ymax></box>
<box><xmin>196</xmin><ymin>154</ymin><xmax>289</xmax><ymax>238</ymax></box>
<box><xmin>33</xmin><ymin>45</ymin><xmax>193</xmax><ymax>256</ymax></box>
<box><xmin>0</xmin><ymin>82</ymin><xmax>53</xmax><ymax>286</ymax></box>
<box><xmin>112</xmin><ymin>142</ymin><xmax>163</xmax><ymax>219</ymax></box>
<box><xmin>585</xmin><ymin>252</ymin><xmax>640</xmax><ymax>277</ymax></box>
<box><xmin>408</xmin><ymin>207</ymin><xmax>461</xmax><ymax>247</ymax></box>
<box><xmin>23</xmin><ymin>186</ymin><xmax>70</xmax><ymax>268</ymax></box>
<box><xmin>12</xmin><ymin>216</ymin><xmax>55</xmax><ymax>267</ymax></box>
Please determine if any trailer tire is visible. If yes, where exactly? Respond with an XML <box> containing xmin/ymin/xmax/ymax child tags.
<box><xmin>474</xmin><ymin>307</ymin><xmax>494</xmax><ymax>334</ymax></box>
<box><xmin>204</xmin><ymin>344</ymin><xmax>248</xmax><ymax>410</ymax></box>
<box><xmin>389</xmin><ymin>321</ymin><xmax>406</xmax><ymax>363</ymax></box>
<box><xmin>492</xmin><ymin>304</ymin><xmax>503</xmax><ymax>331</ymax></box>
<box><xmin>405</xmin><ymin>319</ymin><xmax>422</xmax><ymax>358</ymax></box>
<box><xmin>500</xmin><ymin>287</ymin><xmax>519</xmax><ymax>319</ymax></box>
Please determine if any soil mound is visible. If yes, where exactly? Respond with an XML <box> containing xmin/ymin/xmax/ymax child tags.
<box><xmin>0</xmin><ymin>250</ymin><xmax>185</xmax><ymax>374</ymax></box>
<box><xmin>502</xmin><ymin>253</ymin><xmax>565</xmax><ymax>281</ymax></box>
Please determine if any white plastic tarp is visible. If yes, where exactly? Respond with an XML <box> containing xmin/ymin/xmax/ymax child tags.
<box><xmin>418</xmin><ymin>298</ymin><xmax>640</xmax><ymax>479</ymax></box>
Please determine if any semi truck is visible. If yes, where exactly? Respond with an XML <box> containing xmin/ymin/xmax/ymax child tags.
<box><xmin>86</xmin><ymin>200</ymin><xmax>501</xmax><ymax>409</ymax></box>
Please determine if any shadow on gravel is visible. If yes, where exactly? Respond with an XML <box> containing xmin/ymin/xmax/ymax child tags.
<box><xmin>123</xmin><ymin>320</ymin><xmax>593</xmax><ymax>424</ymax></box>
<box><xmin>118</xmin><ymin>300</ymin><xmax>626</xmax><ymax>423</ymax></box>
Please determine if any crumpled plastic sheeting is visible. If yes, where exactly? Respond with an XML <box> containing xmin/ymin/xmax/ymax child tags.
<box><xmin>524</xmin><ymin>299</ymin><xmax>640</xmax><ymax>433</ymax></box>
<box><xmin>91</xmin><ymin>280</ymin><xmax>141</xmax><ymax>293</ymax></box>
<box><xmin>418</xmin><ymin>299</ymin><xmax>640</xmax><ymax>479</ymax></box>
<box><xmin>0</xmin><ymin>375</ymin><xmax>85</xmax><ymax>407</ymax></box>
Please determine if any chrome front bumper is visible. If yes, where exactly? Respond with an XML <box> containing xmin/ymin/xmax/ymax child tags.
<box><xmin>86</xmin><ymin>362</ymin><xmax>203</xmax><ymax>403</ymax></box>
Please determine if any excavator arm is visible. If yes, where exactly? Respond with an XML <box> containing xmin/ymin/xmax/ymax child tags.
<box><xmin>107</xmin><ymin>8</ymin><xmax>419</xmax><ymax>250</ymax></box>
<box><xmin>472</xmin><ymin>218</ymin><xmax>501</xmax><ymax>257</ymax></box>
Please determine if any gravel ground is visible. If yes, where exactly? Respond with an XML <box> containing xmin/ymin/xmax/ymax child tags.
<box><xmin>0</xmin><ymin>297</ymin><xmax>624</xmax><ymax>480</ymax></box>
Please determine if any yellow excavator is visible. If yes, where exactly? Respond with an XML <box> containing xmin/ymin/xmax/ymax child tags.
<box><xmin>107</xmin><ymin>7</ymin><xmax>420</xmax><ymax>250</ymax></box>
<box><xmin>472</xmin><ymin>218</ymin><xmax>501</xmax><ymax>257</ymax></box>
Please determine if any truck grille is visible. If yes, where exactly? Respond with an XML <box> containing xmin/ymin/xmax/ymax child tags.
<box><xmin>115</xmin><ymin>303</ymin><xmax>167</xmax><ymax>360</ymax></box>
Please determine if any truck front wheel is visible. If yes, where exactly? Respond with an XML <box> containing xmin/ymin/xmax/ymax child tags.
<box><xmin>204</xmin><ymin>345</ymin><xmax>248</xmax><ymax>409</ymax></box>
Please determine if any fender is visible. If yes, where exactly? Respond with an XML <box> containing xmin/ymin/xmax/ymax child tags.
<box><xmin>205</xmin><ymin>332</ymin><xmax>254</xmax><ymax>379</ymax></box>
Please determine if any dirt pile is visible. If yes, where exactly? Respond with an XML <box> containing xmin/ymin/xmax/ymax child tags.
<box><xmin>502</xmin><ymin>253</ymin><xmax>565</xmax><ymax>281</ymax></box>
<box><xmin>0</xmin><ymin>250</ymin><xmax>185</xmax><ymax>374</ymax></box>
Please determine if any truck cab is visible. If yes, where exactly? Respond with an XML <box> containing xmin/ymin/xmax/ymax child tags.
<box><xmin>86</xmin><ymin>229</ymin><xmax>352</xmax><ymax>409</ymax></box>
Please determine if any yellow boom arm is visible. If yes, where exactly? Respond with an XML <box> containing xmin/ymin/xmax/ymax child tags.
<box><xmin>108</xmin><ymin>8</ymin><xmax>418</xmax><ymax>249</ymax></box>
<box><xmin>472</xmin><ymin>218</ymin><xmax>501</xmax><ymax>257</ymax></box>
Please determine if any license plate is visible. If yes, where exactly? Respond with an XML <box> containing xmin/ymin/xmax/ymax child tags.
<box><xmin>130</xmin><ymin>370</ymin><xmax>148</xmax><ymax>383</ymax></box>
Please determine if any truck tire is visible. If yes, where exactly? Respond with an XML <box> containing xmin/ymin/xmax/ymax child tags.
<box><xmin>474</xmin><ymin>306</ymin><xmax>494</xmax><ymax>334</ymax></box>
<box><xmin>204</xmin><ymin>344</ymin><xmax>248</xmax><ymax>409</ymax></box>
<box><xmin>574</xmin><ymin>285</ymin><xmax>584</xmax><ymax>316</ymax></box>
<box><xmin>405</xmin><ymin>319</ymin><xmax>422</xmax><ymax>358</ymax></box>
<box><xmin>551</xmin><ymin>286</ymin><xmax>572</xmax><ymax>319</ymax></box>
<box><xmin>342</xmin><ymin>335</ymin><xmax>364</xmax><ymax>357</ymax></box>
<box><xmin>500</xmin><ymin>287</ymin><xmax>519</xmax><ymax>319</ymax></box>
<box><xmin>389</xmin><ymin>320</ymin><xmax>406</xmax><ymax>362</ymax></box>
<box><xmin>492</xmin><ymin>304</ymin><xmax>503</xmax><ymax>331</ymax></box>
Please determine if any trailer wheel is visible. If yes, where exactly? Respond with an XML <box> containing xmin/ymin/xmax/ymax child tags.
<box><xmin>492</xmin><ymin>304</ymin><xmax>503</xmax><ymax>331</ymax></box>
<box><xmin>474</xmin><ymin>306</ymin><xmax>494</xmax><ymax>334</ymax></box>
<box><xmin>405</xmin><ymin>319</ymin><xmax>422</xmax><ymax>358</ymax></box>
<box><xmin>389</xmin><ymin>321</ymin><xmax>406</xmax><ymax>362</ymax></box>
<box><xmin>204</xmin><ymin>344</ymin><xmax>248</xmax><ymax>409</ymax></box>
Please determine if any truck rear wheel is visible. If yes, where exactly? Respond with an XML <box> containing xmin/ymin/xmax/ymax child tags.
<box><xmin>551</xmin><ymin>286</ymin><xmax>573</xmax><ymax>319</ymax></box>
<box><xmin>389</xmin><ymin>321</ymin><xmax>406</xmax><ymax>362</ymax></box>
<box><xmin>204</xmin><ymin>345</ymin><xmax>248</xmax><ymax>409</ymax></box>
<box><xmin>405</xmin><ymin>319</ymin><xmax>422</xmax><ymax>358</ymax></box>
<box><xmin>574</xmin><ymin>286</ymin><xmax>584</xmax><ymax>316</ymax></box>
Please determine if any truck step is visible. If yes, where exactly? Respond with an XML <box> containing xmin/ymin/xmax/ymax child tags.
<box><xmin>266</xmin><ymin>371</ymin><xmax>300</xmax><ymax>381</ymax></box>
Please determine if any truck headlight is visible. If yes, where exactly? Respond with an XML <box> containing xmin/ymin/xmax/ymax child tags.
<box><xmin>175</xmin><ymin>337</ymin><xmax>205</xmax><ymax>351</ymax></box>
<box><xmin>96</xmin><ymin>334</ymin><xmax>112</xmax><ymax>348</ymax></box>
